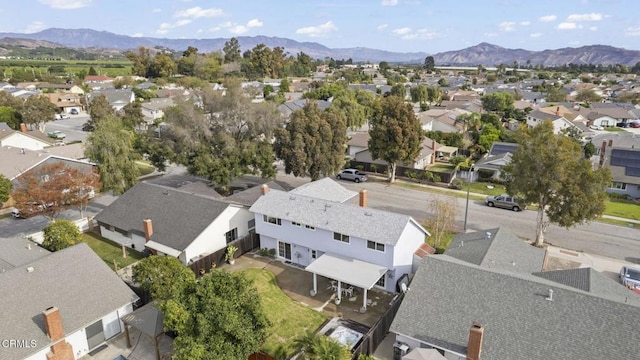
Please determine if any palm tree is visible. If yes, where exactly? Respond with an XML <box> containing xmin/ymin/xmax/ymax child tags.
<box><xmin>309</xmin><ymin>336</ymin><xmax>351</xmax><ymax>360</ymax></box>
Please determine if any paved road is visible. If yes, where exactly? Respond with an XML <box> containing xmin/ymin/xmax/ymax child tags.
<box><xmin>337</xmin><ymin>180</ymin><xmax>640</xmax><ymax>263</ymax></box>
<box><xmin>44</xmin><ymin>112</ymin><xmax>90</xmax><ymax>143</ymax></box>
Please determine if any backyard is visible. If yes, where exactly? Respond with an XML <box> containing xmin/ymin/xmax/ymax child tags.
<box><xmin>82</xmin><ymin>232</ymin><xmax>143</xmax><ymax>271</ymax></box>
<box><xmin>240</xmin><ymin>268</ymin><xmax>327</xmax><ymax>355</ymax></box>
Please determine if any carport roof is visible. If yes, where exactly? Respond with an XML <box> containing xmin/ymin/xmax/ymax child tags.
<box><xmin>305</xmin><ymin>253</ymin><xmax>387</xmax><ymax>289</ymax></box>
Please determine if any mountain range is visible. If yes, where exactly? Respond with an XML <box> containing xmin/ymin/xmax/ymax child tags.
<box><xmin>1</xmin><ymin>28</ymin><xmax>639</xmax><ymax>67</ymax></box>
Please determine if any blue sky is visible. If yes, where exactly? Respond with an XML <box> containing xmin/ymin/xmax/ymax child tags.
<box><xmin>2</xmin><ymin>0</ymin><xmax>640</xmax><ymax>54</ymax></box>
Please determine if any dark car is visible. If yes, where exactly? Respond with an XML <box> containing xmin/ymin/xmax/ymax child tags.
<box><xmin>337</xmin><ymin>169</ymin><xmax>368</xmax><ymax>183</ymax></box>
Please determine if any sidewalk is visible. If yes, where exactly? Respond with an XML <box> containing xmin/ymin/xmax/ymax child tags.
<box><xmin>545</xmin><ymin>244</ymin><xmax>630</xmax><ymax>280</ymax></box>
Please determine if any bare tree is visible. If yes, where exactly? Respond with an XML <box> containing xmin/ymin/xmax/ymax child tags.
<box><xmin>424</xmin><ymin>196</ymin><xmax>458</xmax><ymax>249</ymax></box>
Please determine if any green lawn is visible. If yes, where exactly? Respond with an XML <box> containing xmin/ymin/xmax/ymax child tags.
<box><xmin>427</xmin><ymin>163</ymin><xmax>457</xmax><ymax>173</ymax></box>
<box><xmin>82</xmin><ymin>232</ymin><xmax>143</xmax><ymax>271</ymax></box>
<box><xmin>240</xmin><ymin>268</ymin><xmax>327</xmax><ymax>355</ymax></box>
<box><xmin>424</xmin><ymin>231</ymin><xmax>457</xmax><ymax>254</ymax></box>
<box><xmin>136</xmin><ymin>163</ymin><xmax>156</xmax><ymax>176</ymax></box>
<box><xmin>603</xmin><ymin>127</ymin><xmax>625</xmax><ymax>132</ymax></box>
<box><xmin>605</xmin><ymin>199</ymin><xmax>640</xmax><ymax>220</ymax></box>
<box><xmin>467</xmin><ymin>181</ymin><xmax>508</xmax><ymax>196</ymax></box>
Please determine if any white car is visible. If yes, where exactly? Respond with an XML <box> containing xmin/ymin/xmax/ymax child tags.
<box><xmin>589</xmin><ymin>124</ymin><xmax>604</xmax><ymax>131</ymax></box>
<box><xmin>55</xmin><ymin>114</ymin><xmax>70</xmax><ymax>120</ymax></box>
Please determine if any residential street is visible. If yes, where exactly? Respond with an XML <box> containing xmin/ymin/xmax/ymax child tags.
<box><xmin>336</xmin><ymin>179</ymin><xmax>640</xmax><ymax>263</ymax></box>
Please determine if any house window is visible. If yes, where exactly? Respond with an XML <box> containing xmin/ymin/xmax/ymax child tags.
<box><xmin>367</xmin><ymin>240</ymin><xmax>385</xmax><ymax>252</ymax></box>
<box><xmin>248</xmin><ymin>219</ymin><xmax>255</xmax><ymax>230</ymax></box>
<box><xmin>305</xmin><ymin>224</ymin><xmax>315</xmax><ymax>231</ymax></box>
<box><xmin>263</xmin><ymin>215</ymin><xmax>281</xmax><ymax>225</ymax></box>
<box><xmin>333</xmin><ymin>232</ymin><xmax>349</xmax><ymax>243</ymax></box>
<box><xmin>311</xmin><ymin>250</ymin><xmax>317</xmax><ymax>259</ymax></box>
<box><xmin>375</xmin><ymin>274</ymin><xmax>386</xmax><ymax>288</ymax></box>
<box><xmin>225</xmin><ymin>228</ymin><xmax>238</xmax><ymax>244</ymax></box>
<box><xmin>610</xmin><ymin>182</ymin><xmax>627</xmax><ymax>190</ymax></box>
<box><xmin>292</xmin><ymin>221</ymin><xmax>302</xmax><ymax>227</ymax></box>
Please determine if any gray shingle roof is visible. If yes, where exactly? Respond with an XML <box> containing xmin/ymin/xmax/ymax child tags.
<box><xmin>226</xmin><ymin>181</ymin><xmax>287</xmax><ymax>207</ymax></box>
<box><xmin>94</xmin><ymin>182</ymin><xmax>231</xmax><ymax>251</ymax></box>
<box><xmin>249</xmin><ymin>189</ymin><xmax>427</xmax><ymax>245</ymax></box>
<box><xmin>288</xmin><ymin>178</ymin><xmax>357</xmax><ymax>203</ymax></box>
<box><xmin>390</xmin><ymin>255</ymin><xmax>640</xmax><ymax>360</ymax></box>
<box><xmin>445</xmin><ymin>228</ymin><xmax>545</xmax><ymax>273</ymax></box>
<box><xmin>488</xmin><ymin>142</ymin><xmax>517</xmax><ymax>156</ymax></box>
<box><xmin>0</xmin><ymin>243</ymin><xmax>138</xmax><ymax>360</ymax></box>
<box><xmin>0</xmin><ymin>237</ymin><xmax>50</xmax><ymax>271</ymax></box>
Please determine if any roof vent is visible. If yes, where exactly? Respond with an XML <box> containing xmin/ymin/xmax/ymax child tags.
<box><xmin>364</xmin><ymin>212</ymin><xmax>372</xmax><ymax>216</ymax></box>
<box><xmin>486</xmin><ymin>232</ymin><xmax>492</xmax><ymax>238</ymax></box>
<box><xmin>27</xmin><ymin>267</ymin><xmax>35</xmax><ymax>273</ymax></box>
<box><xmin>545</xmin><ymin>289</ymin><xmax>554</xmax><ymax>301</ymax></box>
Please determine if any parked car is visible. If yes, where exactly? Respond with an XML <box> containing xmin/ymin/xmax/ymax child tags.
<box><xmin>620</xmin><ymin>266</ymin><xmax>640</xmax><ymax>289</ymax></box>
<box><xmin>337</xmin><ymin>169</ymin><xmax>368</xmax><ymax>183</ymax></box>
<box><xmin>616</xmin><ymin>122</ymin><xmax>630</xmax><ymax>128</ymax></box>
<box><xmin>55</xmin><ymin>113</ymin><xmax>70</xmax><ymax>120</ymax></box>
<box><xmin>47</xmin><ymin>130</ymin><xmax>66</xmax><ymax>139</ymax></box>
<box><xmin>70</xmin><ymin>108</ymin><xmax>79</xmax><ymax>115</ymax></box>
<box><xmin>485</xmin><ymin>194</ymin><xmax>525</xmax><ymax>212</ymax></box>
<box><xmin>630</xmin><ymin>121</ymin><xmax>640</xmax><ymax>128</ymax></box>
<box><xmin>589</xmin><ymin>124</ymin><xmax>604</xmax><ymax>131</ymax></box>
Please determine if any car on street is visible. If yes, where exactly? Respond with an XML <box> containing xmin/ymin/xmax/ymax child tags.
<box><xmin>55</xmin><ymin>113</ymin><xmax>70</xmax><ymax>120</ymax></box>
<box><xmin>47</xmin><ymin>130</ymin><xmax>66</xmax><ymax>139</ymax></box>
<box><xmin>70</xmin><ymin>108</ymin><xmax>79</xmax><ymax>115</ymax></box>
<box><xmin>589</xmin><ymin>124</ymin><xmax>604</xmax><ymax>131</ymax></box>
<box><xmin>620</xmin><ymin>266</ymin><xmax>640</xmax><ymax>289</ymax></box>
<box><xmin>631</xmin><ymin>121</ymin><xmax>640</xmax><ymax>128</ymax></box>
<box><xmin>485</xmin><ymin>194</ymin><xmax>525</xmax><ymax>211</ymax></box>
<box><xmin>336</xmin><ymin>169</ymin><xmax>368</xmax><ymax>183</ymax></box>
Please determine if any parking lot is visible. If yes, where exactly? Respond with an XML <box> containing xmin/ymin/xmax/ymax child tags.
<box><xmin>44</xmin><ymin>111</ymin><xmax>91</xmax><ymax>143</ymax></box>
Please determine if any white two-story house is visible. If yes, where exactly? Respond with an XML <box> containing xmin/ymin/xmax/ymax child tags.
<box><xmin>249</xmin><ymin>179</ymin><xmax>429</xmax><ymax>311</ymax></box>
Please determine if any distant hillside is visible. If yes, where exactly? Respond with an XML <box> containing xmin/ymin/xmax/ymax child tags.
<box><xmin>0</xmin><ymin>28</ymin><xmax>639</xmax><ymax>66</ymax></box>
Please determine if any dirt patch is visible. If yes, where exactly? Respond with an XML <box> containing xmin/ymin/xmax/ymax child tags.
<box><xmin>544</xmin><ymin>256</ymin><xmax>581</xmax><ymax>271</ymax></box>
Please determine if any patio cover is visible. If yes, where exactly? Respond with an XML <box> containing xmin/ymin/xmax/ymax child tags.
<box><xmin>305</xmin><ymin>253</ymin><xmax>387</xmax><ymax>289</ymax></box>
<box><xmin>121</xmin><ymin>302</ymin><xmax>164</xmax><ymax>338</ymax></box>
<box><xmin>438</xmin><ymin>146</ymin><xmax>458</xmax><ymax>155</ymax></box>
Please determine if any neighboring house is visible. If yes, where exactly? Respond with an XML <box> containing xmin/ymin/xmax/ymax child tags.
<box><xmin>347</xmin><ymin>132</ymin><xmax>370</xmax><ymax>158</ymax></box>
<box><xmin>487</xmin><ymin>141</ymin><xmax>518</xmax><ymax>156</ymax></box>
<box><xmin>526</xmin><ymin>109</ymin><xmax>578</xmax><ymax>134</ymax></box>
<box><xmin>249</xmin><ymin>181</ymin><xmax>430</xmax><ymax>298</ymax></box>
<box><xmin>0</xmin><ymin>143</ymin><xmax>87</xmax><ymax>181</ymax></box>
<box><xmin>36</xmin><ymin>83</ymin><xmax>85</xmax><ymax>95</ymax></box>
<box><xmin>94</xmin><ymin>182</ymin><xmax>254</xmax><ymax>265</ymax></box>
<box><xmin>0</xmin><ymin>123</ymin><xmax>54</xmax><ymax>151</ymax></box>
<box><xmin>140</xmin><ymin>98</ymin><xmax>175</xmax><ymax>127</ymax></box>
<box><xmin>597</xmin><ymin>135</ymin><xmax>640</xmax><ymax>198</ymax></box>
<box><xmin>473</xmin><ymin>152</ymin><xmax>512</xmax><ymax>181</ymax></box>
<box><xmin>0</xmin><ymin>243</ymin><xmax>139</xmax><ymax>360</ymax></box>
<box><xmin>43</xmin><ymin>92</ymin><xmax>83</xmax><ymax>114</ymax></box>
<box><xmin>390</xmin><ymin>228</ymin><xmax>640</xmax><ymax>360</ymax></box>
<box><xmin>0</xmin><ymin>237</ymin><xmax>50</xmax><ymax>272</ymax></box>
<box><xmin>421</xmin><ymin>108</ymin><xmax>470</xmax><ymax>133</ymax></box>
<box><xmin>87</xmin><ymin>88</ymin><xmax>135</xmax><ymax>111</ymax></box>
<box><xmin>354</xmin><ymin>137</ymin><xmax>449</xmax><ymax>170</ymax></box>
<box><xmin>587</xmin><ymin>107</ymin><xmax>637</xmax><ymax>127</ymax></box>
<box><xmin>277</xmin><ymin>99</ymin><xmax>331</xmax><ymax>119</ymax></box>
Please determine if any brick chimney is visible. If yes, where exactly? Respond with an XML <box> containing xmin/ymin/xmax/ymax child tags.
<box><xmin>432</xmin><ymin>139</ymin><xmax>437</xmax><ymax>164</ymax></box>
<box><xmin>143</xmin><ymin>219</ymin><xmax>153</xmax><ymax>243</ymax></box>
<box><xmin>43</xmin><ymin>307</ymin><xmax>74</xmax><ymax>360</ymax></box>
<box><xmin>261</xmin><ymin>184</ymin><xmax>269</xmax><ymax>195</ymax></box>
<box><xmin>359</xmin><ymin>189</ymin><xmax>368</xmax><ymax>207</ymax></box>
<box><xmin>466</xmin><ymin>322</ymin><xmax>484</xmax><ymax>360</ymax></box>
<box><xmin>599</xmin><ymin>141</ymin><xmax>607</xmax><ymax>167</ymax></box>
<box><xmin>20</xmin><ymin>123</ymin><xmax>27</xmax><ymax>133</ymax></box>
<box><xmin>555</xmin><ymin>106</ymin><xmax>560</xmax><ymax>116</ymax></box>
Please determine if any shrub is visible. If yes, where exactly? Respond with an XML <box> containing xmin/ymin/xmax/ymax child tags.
<box><xmin>267</xmin><ymin>248</ymin><xmax>276</xmax><ymax>257</ymax></box>
<box><xmin>477</xmin><ymin>169</ymin><xmax>495</xmax><ymax>179</ymax></box>
<box><xmin>449</xmin><ymin>178</ymin><xmax>465</xmax><ymax>190</ymax></box>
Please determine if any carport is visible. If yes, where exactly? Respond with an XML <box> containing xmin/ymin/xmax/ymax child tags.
<box><xmin>121</xmin><ymin>303</ymin><xmax>164</xmax><ymax>360</ymax></box>
<box><xmin>305</xmin><ymin>253</ymin><xmax>387</xmax><ymax>313</ymax></box>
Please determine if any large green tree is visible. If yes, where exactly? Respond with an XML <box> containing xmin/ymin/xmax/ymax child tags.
<box><xmin>0</xmin><ymin>174</ymin><xmax>11</xmax><ymax>204</ymax></box>
<box><xmin>42</xmin><ymin>220</ymin><xmax>82</xmax><ymax>252</ymax></box>
<box><xmin>163</xmin><ymin>270</ymin><xmax>270</xmax><ymax>360</ymax></box>
<box><xmin>368</xmin><ymin>96</ymin><xmax>425</xmax><ymax>183</ymax></box>
<box><xmin>85</xmin><ymin>116</ymin><xmax>139</xmax><ymax>195</ymax></box>
<box><xmin>20</xmin><ymin>95</ymin><xmax>56</xmax><ymax>131</ymax></box>
<box><xmin>274</xmin><ymin>103</ymin><xmax>347</xmax><ymax>181</ymax></box>
<box><xmin>133</xmin><ymin>256</ymin><xmax>196</xmax><ymax>301</ymax></box>
<box><xmin>502</xmin><ymin>120</ymin><xmax>612</xmax><ymax>246</ymax></box>
<box><xmin>481</xmin><ymin>91</ymin><xmax>514</xmax><ymax>114</ymax></box>
<box><xmin>424</xmin><ymin>56</ymin><xmax>435</xmax><ymax>73</ymax></box>
<box><xmin>293</xmin><ymin>330</ymin><xmax>351</xmax><ymax>360</ymax></box>
<box><xmin>223</xmin><ymin>37</ymin><xmax>242</xmax><ymax>64</ymax></box>
<box><xmin>84</xmin><ymin>94</ymin><xmax>115</xmax><ymax>132</ymax></box>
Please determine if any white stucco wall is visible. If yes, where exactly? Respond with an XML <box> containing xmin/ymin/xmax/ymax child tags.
<box><xmin>99</xmin><ymin>225</ymin><xmax>146</xmax><ymax>251</ymax></box>
<box><xmin>184</xmin><ymin>206</ymin><xmax>253</xmax><ymax>264</ymax></box>
<box><xmin>1</xmin><ymin>132</ymin><xmax>49</xmax><ymax>151</ymax></box>
<box><xmin>66</xmin><ymin>328</ymin><xmax>89</xmax><ymax>359</ymax></box>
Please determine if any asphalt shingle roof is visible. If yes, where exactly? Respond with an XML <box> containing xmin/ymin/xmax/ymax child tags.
<box><xmin>94</xmin><ymin>182</ymin><xmax>231</xmax><ymax>251</ymax></box>
<box><xmin>288</xmin><ymin>178</ymin><xmax>357</xmax><ymax>203</ymax></box>
<box><xmin>249</xmin><ymin>189</ymin><xmax>427</xmax><ymax>245</ymax></box>
<box><xmin>0</xmin><ymin>238</ymin><xmax>50</xmax><ymax>271</ymax></box>
<box><xmin>0</xmin><ymin>243</ymin><xmax>138</xmax><ymax>360</ymax></box>
<box><xmin>390</xmin><ymin>255</ymin><xmax>640</xmax><ymax>360</ymax></box>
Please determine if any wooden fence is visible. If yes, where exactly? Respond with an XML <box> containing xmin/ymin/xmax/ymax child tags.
<box><xmin>188</xmin><ymin>232</ymin><xmax>260</xmax><ymax>276</ymax></box>
<box><xmin>351</xmin><ymin>292</ymin><xmax>406</xmax><ymax>359</ymax></box>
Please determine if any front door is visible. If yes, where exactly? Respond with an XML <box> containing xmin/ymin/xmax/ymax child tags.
<box><xmin>278</xmin><ymin>241</ymin><xmax>292</xmax><ymax>260</ymax></box>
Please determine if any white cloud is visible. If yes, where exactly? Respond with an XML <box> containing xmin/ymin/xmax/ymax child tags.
<box><xmin>156</xmin><ymin>19</ymin><xmax>192</xmax><ymax>35</ymax></box>
<box><xmin>567</xmin><ymin>13</ymin><xmax>603</xmax><ymax>22</ymax></box>
<box><xmin>377</xmin><ymin>24</ymin><xmax>389</xmax><ymax>30</ymax></box>
<box><xmin>530</xmin><ymin>32</ymin><xmax>542</xmax><ymax>38</ymax></box>
<box><xmin>229</xmin><ymin>25</ymin><xmax>248</xmax><ymax>34</ymax></box>
<box><xmin>39</xmin><ymin>0</ymin><xmax>91</xmax><ymax>9</ymax></box>
<box><xmin>25</xmin><ymin>21</ymin><xmax>47</xmax><ymax>33</ymax></box>
<box><xmin>557</xmin><ymin>22</ymin><xmax>582</xmax><ymax>30</ymax></box>
<box><xmin>625</xmin><ymin>26</ymin><xmax>640</xmax><ymax>36</ymax></box>
<box><xmin>174</xmin><ymin>6</ymin><xmax>224</xmax><ymax>19</ymax></box>
<box><xmin>132</xmin><ymin>33</ymin><xmax>144</xmax><ymax>37</ymax></box>
<box><xmin>499</xmin><ymin>21</ymin><xmax>516</xmax><ymax>32</ymax></box>
<box><xmin>295</xmin><ymin>21</ymin><xmax>338</xmax><ymax>37</ymax></box>
<box><xmin>539</xmin><ymin>15</ymin><xmax>557</xmax><ymax>22</ymax></box>
<box><xmin>247</xmin><ymin>19</ymin><xmax>263</xmax><ymax>28</ymax></box>
<box><xmin>381</xmin><ymin>0</ymin><xmax>398</xmax><ymax>6</ymax></box>
<box><xmin>402</xmin><ymin>28</ymin><xmax>438</xmax><ymax>40</ymax></box>
<box><xmin>520</xmin><ymin>21</ymin><xmax>530</xmax><ymax>26</ymax></box>
<box><xmin>392</xmin><ymin>27</ymin><xmax>412</xmax><ymax>35</ymax></box>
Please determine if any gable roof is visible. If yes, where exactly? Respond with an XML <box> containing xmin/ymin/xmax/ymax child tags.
<box><xmin>0</xmin><ymin>238</ymin><xmax>50</xmax><ymax>271</ymax></box>
<box><xmin>445</xmin><ymin>228</ymin><xmax>545</xmax><ymax>273</ymax></box>
<box><xmin>250</xmin><ymin>189</ymin><xmax>428</xmax><ymax>245</ymax></box>
<box><xmin>225</xmin><ymin>180</ymin><xmax>287</xmax><ymax>207</ymax></box>
<box><xmin>348</xmin><ymin>132</ymin><xmax>370</xmax><ymax>148</ymax></box>
<box><xmin>0</xmin><ymin>243</ymin><xmax>138</xmax><ymax>360</ymax></box>
<box><xmin>94</xmin><ymin>182</ymin><xmax>232</xmax><ymax>251</ymax></box>
<box><xmin>488</xmin><ymin>142</ymin><xmax>517</xmax><ymax>156</ymax></box>
<box><xmin>474</xmin><ymin>152</ymin><xmax>512</xmax><ymax>170</ymax></box>
<box><xmin>0</xmin><ymin>144</ymin><xmax>88</xmax><ymax>180</ymax></box>
<box><xmin>390</xmin><ymin>255</ymin><xmax>640</xmax><ymax>360</ymax></box>
<box><xmin>289</xmin><ymin>177</ymin><xmax>357</xmax><ymax>203</ymax></box>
